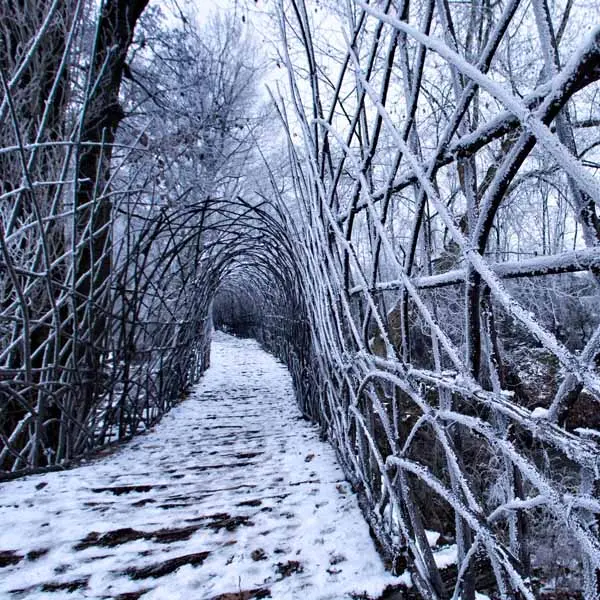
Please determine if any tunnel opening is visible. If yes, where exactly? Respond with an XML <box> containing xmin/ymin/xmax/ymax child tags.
<box><xmin>205</xmin><ymin>196</ymin><xmax>319</xmax><ymax>425</ymax></box>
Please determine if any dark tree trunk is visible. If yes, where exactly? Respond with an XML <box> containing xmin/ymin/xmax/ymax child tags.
<box><xmin>70</xmin><ymin>0</ymin><xmax>149</xmax><ymax>440</ymax></box>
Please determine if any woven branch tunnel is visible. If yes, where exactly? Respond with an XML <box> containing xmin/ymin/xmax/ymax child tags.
<box><xmin>1</xmin><ymin>0</ymin><xmax>600</xmax><ymax>597</ymax></box>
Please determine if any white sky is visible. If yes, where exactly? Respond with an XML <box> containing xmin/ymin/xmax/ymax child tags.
<box><xmin>191</xmin><ymin>0</ymin><xmax>230</xmax><ymax>22</ymax></box>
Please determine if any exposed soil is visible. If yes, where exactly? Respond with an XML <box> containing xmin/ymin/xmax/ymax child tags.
<box><xmin>276</xmin><ymin>560</ymin><xmax>304</xmax><ymax>578</ymax></box>
<box><xmin>209</xmin><ymin>589</ymin><xmax>271</xmax><ymax>600</ymax></box>
<box><xmin>0</xmin><ymin>550</ymin><xmax>22</xmax><ymax>567</ymax></box>
<box><xmin>41</xmin><ymin>578</ymin><xmax>89</xmax><ymax>592</ymax></box>
<box><xmin>206</xmin><ymin>514</ymin><xmax>254</xmax><ymax>532</ymax></box>
<box><xmin>122</xmin><ymin>551</ymin><xmax>210</xmax><ymax>579</ymax></box>
<box><xmin>91</xmin><ymin>484</ymin><xmax>160</xmax><ymax>495</ymax></box>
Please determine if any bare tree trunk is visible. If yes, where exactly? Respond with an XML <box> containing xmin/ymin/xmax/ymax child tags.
<box><xmin>70</xmin><ymin>0</ymin><xmax>149</xmax><ymax>437</ymax></box>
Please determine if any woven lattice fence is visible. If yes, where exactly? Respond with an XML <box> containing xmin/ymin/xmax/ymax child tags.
<box><xmin>253</xmin><ymin>1</ymin><xmax>600</xmax><ymax>597</ymax></box>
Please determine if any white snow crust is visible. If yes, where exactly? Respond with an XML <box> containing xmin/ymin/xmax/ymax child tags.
<box><xmin>0</xmin><ymin>332</ymin><xmax>401</xmax><ymax>599</ymax></box>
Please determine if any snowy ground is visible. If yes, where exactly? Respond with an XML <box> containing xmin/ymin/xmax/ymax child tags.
<box><xmin>0</xmin><ymin>332</ymin><xmax>401</xmax><ymax>599</ymax></box>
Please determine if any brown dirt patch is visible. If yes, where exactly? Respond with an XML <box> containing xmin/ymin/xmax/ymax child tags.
<box><xmin>275</xmin><ymin>560</ymin><xmax>303</xmax><ymax>578</ymax></box>
<box><xmin>123</xmin><ymin>551</ymin><xmax>210</xmax><ymax>579</ymax></box>
<box><xmin>209</xmin><ymin>588</ymin><xmax>271</xmax><ymax>599</ymax></box>
<box><xmin>75</xmin><ymin>524</ymin><xmax>203</xmax><ymax>550</ymax></box>
<box><xmin>91</xmin><ymin>484</ymin><xmax>159</xmax><ymax>495</ymax></box>
<box><xmin>0</xmin><ymin>550</ymin><xmax>23</xmax><ymax>567</ymax></box>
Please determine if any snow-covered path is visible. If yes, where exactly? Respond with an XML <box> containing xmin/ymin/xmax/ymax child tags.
<box><xmin>0</xmin><ymin>333</ymin><xmax>400</xmax><ymax>600</ymax></box>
